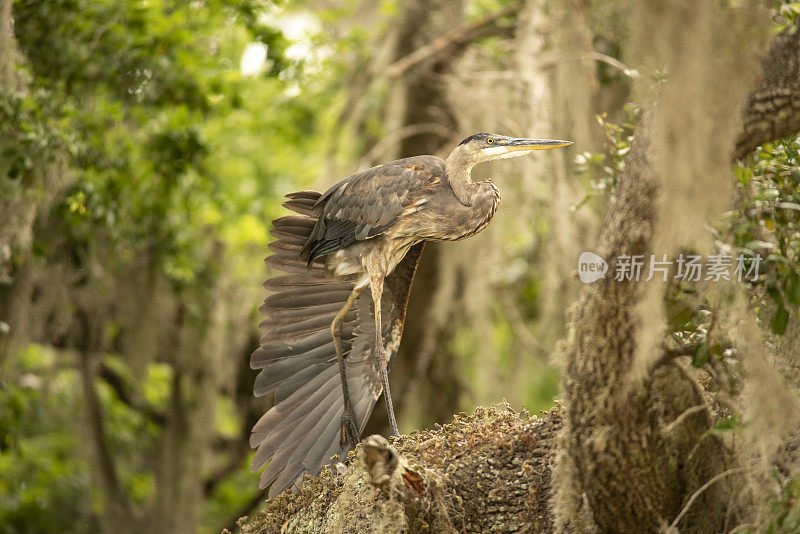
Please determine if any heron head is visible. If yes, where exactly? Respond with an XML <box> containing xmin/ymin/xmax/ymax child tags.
<box><xmin>456</xmin><ymin>133</ymin><xmax>572</xmax><ymax>164</ymax></box>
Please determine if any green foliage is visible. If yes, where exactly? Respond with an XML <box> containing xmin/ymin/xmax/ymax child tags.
<box><xmin>775</xmin><ymin>1</ymin><xmax>800</xmax><ymax>28</ymax></box>
<box><xmin>5</xmin><ymin>0</ymin><xmax>337</xmax><ymax>291</ymax></box>
<box><xmin>0</xmin><ymin>90</ymin><xmax>71</xmax><ymax>185</ymax></box>
<box><xmin>766</xmin><ymin>473</ymin><xmax>800</xmax><ymax>534</ymax></box>
<box><xmin>710</xmin><ymin>412</ymin><xmax>743</xmax><ymax>435</ymax></box>
<box><xmin>0</xmin><ymin>346</ymin><xmax>94</xmax><ymax>533</ymax></box>
<box><xmin>731</xmin><ymin>136</ymin><xmax>800</xmax><ymax>335</ymax></box>
<box><xmin>8</xmin><ymin>0</ymin><xmax>258</xmax><ymax>285</ymax></box>
<box><xmin>574</xmin><ymin>104</ymin><xmax>640</xmax><ymax>212</ymax></box>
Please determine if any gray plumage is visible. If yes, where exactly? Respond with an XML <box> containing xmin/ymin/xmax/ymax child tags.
<box><xmin>301</xmin><ymin>156</ymin><xmax>443</xmax><ymax>262</ymax></box>
<box><xmin>251</xmin><ymin>133</ymin><xmax>571</xmax><ymax>497</ymax></box>
<box><xmin>250</xmin><ymin>190</ymin><xmax>422</xmax><ymax>495</ymax></box>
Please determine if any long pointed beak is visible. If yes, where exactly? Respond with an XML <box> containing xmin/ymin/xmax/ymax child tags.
<box><xmin>503</xmin><ymin>138</ymin><xmax>573</xmax><ymax>152</ymax></box>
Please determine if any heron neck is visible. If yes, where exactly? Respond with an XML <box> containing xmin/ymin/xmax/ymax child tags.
<box><xmin>445</xmin><ymin>148</ymin><xmax>477</xmax><ymax>206</ymax></box>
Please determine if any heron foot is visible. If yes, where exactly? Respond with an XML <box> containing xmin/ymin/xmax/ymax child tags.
<box><xmin>340</xmin><ymin>408</ymin><xmax>360</xmax><ymax>448</ymax></box>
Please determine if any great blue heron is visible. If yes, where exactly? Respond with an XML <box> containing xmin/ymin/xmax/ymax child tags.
<box><xmin>250</xmin><ymin>133</ymin><xmax>572</xmax><ymax>495</ymax></box>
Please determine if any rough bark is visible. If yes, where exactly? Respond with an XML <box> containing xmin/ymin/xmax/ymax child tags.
<box><xmin>238</xmin><ymin>405</ymin><xmax>563</xmax><ymax>534</ymax></box>
<box><xmin>0</xmin><ymin>0</ymin><xmax>13</xmax><ymax>87</ymax></box>
<box><xmin>555</xmin><ymin>10</ymin><xmax>798</xmax><ymax>534</ymax></box>
<box><xmin>734</xmin><ymin>17</ymin><xmax>800</xmax><ymax>160</ymax></box>
<box><xmin>554</xmin><ymin>124</ymin><xmax>739</xmax><ymax>532</ymax></box>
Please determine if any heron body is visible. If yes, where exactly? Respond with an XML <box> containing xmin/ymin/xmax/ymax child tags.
<box><xmin>307</xmin><ymin>155</ymin><xmax>502</xmax><ymax>276</ymax></box>
<box><xmin>250</xmin><ymin>133</ymin><xmax>571</xmax><ymax>496</ymax></box>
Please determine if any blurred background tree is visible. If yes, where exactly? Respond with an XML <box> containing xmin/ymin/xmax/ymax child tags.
<box><xmin>2</xmin><ymin>0</ymin><xmax>799</xmax><ymax>532</ymax></box>
<box><xmin>0</xmin><ymin>0</ymin><xmax>330</xmax><ymax>531</ymax></box>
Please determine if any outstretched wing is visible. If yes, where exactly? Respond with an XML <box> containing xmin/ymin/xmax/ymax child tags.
<box><xmin>301</xmin><ymin>155</ymin><xmax>444</xmax><ymax>262</ymax></box>
<box><xmin>250</xmin><ymin>190</ymin><xmax>423</xmax><ymax>497</ymax></box>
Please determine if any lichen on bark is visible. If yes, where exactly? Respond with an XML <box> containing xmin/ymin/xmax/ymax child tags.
<box><xmin>238</xmin><ymin>405</ymin><xmax>562</xmax><ymax>534</ymax></box>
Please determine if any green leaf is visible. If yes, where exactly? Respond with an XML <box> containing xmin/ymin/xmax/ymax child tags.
<box><xmin>785</xmin><ymin>476</ymin><xmax>800</xmax><ymax>499</ymax></box>
<box><xmin>771</xmin><ymin>303</ymin><xmax>790</xmax><ymax>336</ymax></box>
<box><xmin>734</xmin><ymin>165</ymin><xmax>753</xmax><ymax>185</ymax></box>
<box><xmin>692</xmin><ymin>344</ymin><xmax>711</xmax><ymax>367</ymax></box>
<box><xmin>789</xmin><ymin>272</ymin><xmax>800</xmax><ymax>306</ymax></box>
<box><xmin>669</xmin><ymin>307</ymin><xmax>693</xmax><ymax>332</ymax></box>
<box><xmin>711</xmin><ymin>413</ymin><xmax>740</xmax><ymax>434</ymax></box>
<box><xmin>777</xmin><ymin>202</ymin><xmax>800</xmax><ymax>212</ymax></box>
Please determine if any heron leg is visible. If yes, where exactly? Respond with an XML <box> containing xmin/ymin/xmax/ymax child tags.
<box><xmin>369</xmin><ymin>273</ymin><xmax>400</xmax><ymax>437</ymax></box>
<box><xmin>331</xmin><ymin>285</ymin><xmax>363</xmax><ymax>448</ymax></box>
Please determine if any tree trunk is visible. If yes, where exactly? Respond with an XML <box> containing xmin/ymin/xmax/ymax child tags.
<box><xmin>554</xmin><ymin>4</ymin><xmax>793</xmax><ymax>532</ymax></box>
<box><xmin>0</xmin><ymin>0</ymin><xmax>14</xmax><ymax>88</ymax></box>
<box><xmin>367</xmin><ymin>0</ymin><xmax>466</xmax><ymax>435</ymax></box>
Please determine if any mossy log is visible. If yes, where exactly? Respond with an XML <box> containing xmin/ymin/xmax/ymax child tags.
<box><xmin>237</xmin><ymin>405</ymin><xmax>563</xmax><ymax>534</ymax></box>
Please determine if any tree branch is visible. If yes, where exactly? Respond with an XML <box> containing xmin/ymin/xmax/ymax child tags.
<box><xmin>204</xmin><ymin>440</ymin><xmax>251</xmax><ymax>496</ymax></box>
<box><xmin>239</xmin><ymin>405</ymin><xmax>563</xmax><ymax>533</ymax></box>
<box><xmin>590</xmin><ymin>52</ymin><xmax>640</xmax><ymax>78</ymax></box>
<box><xmin>98</xmin><ymin>362</ymin><xmax>167</xmax><ymax>426</ymax></box>
<box><xmin>385</xmin><ymin>3</ymin><xmax>522</xmax><ymax>79</ymax></box>
<box><xmin>669</xmin><ymin>467</ymin><xmax>748</xmax><ymax>529</ymax></box>
<box><xmin>79</xmin><ymin>351</ymin><xmax>132</xmax><ymax>519</ymax></box>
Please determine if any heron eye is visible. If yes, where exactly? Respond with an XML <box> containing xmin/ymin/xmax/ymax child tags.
<box><xmin>487</xmin><ymin>138</ymin><xmax>494</xmax><ymax>144</ymax></box>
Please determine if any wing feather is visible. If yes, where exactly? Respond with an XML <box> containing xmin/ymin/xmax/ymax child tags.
<box><xmin>302</xmin><ymin>414</ymin><xmax>346</xmax><ymax>472</ymax></box>
<box><xmin>263</xmin><ymin>274</ymin><xmax>337</xmax><ymax>290</ymax></box>
<box><xmin>252</xmin><ymin>367</ymin><xmax>340</xmax><ymax>472</ymax></box>
<box><xmin>282</xmin><ymin>198</ymin><xmax>318</xmax><ymax>217</ymax></box>
<box><xmin>257</xmin><ymin>305</ymin><xmax>349</xmax><ymax>326</ymax></box>
<box><xmin>250</xmin><ymin>189</ymin><xmax>424</xmax><ymax>497</ymax></box>
<box><xmin>269</xmin><ymin>228</ymin><xmax>307</xmax><ymax>246</ymax></box>
<box><xmin>264</xmin><ymin>255</ymin><xmax>325</xmax><ymax>274</ymax></box>
<box><xmin>301</xmin><ymin>156</ymin><xmax>444</xmax><ymax>263</ymax></box>
<box><xmin>257</xmin><ymin>313</ymin><xmax>351</xmax><ymax>343</ymax></box>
